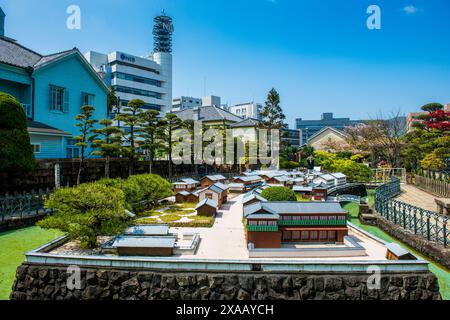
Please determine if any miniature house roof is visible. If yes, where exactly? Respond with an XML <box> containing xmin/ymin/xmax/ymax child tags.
<box><xmin>180</xmin><ymin>178</ymin><xmax>199</xmax><ymax>184</ymax></box>
<box><xmin>331</xmin><ymin>173</ymin><xmax>346</xmax><ymax>179</ymax></box>
<box><xmin>196</xmin><ymin>198</ymin><xmax>218</xmax><ymax>209</ymax></box>
<box><xmin>234</xmin><ymin>175</ymin><xmax>262</xmax><ymax>182</ymax></box>
<box><xmin>245</xmin><ymin>201</ymin><xmax>347</xmax><ymax>218</ymax></box>
<box><xmin>176</xmin><ymin>191</ymin><xmax>191</xmax><ymax>196</ymax></box>
<box><xmin>242</xmin><ymin>193</ymin><xmax>267</xmax><ymax>205</ymax></box>
<box><xmin>203</xmin><ymin>174</ymin><xmax>227</xmax><ymax>181</ymax></box>
<box><xmin>319</xmin><ymin>174</ymin><xmax>336</xmax><ymax>181</ymax></box>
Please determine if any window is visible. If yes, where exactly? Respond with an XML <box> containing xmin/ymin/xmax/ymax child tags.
<box><xmin>112</xmin><ymin>85</ymin><xmax>162</xmax><ymax>99</ymax></box>
<box><xmin>328</xmin><ymin>216</ymin><xmax>336</xmax><ymax>221</ymax></box>
<box><xmin>258</xmin><ymin>221</ymin><xmax>267</xmax><ymax>226</ymax></box>
<box><xmin>310</xmin><ymin>231</ymin><xmax>318</xmax><ymax>241</ymax></box>
<box><xmin>320</xmin><ymin>231</ymin><xmax>328</xmax><ymax>241</ymax></box>
<box><xmin>206</xmin><ymin>193</ymin><xmax>213</xmax><ymax>199</ymax></box>
<box><xmin>66</xmin><ymin>139</ymin><xmax>80</xmax><ymax>159</ymax></box>
<box><xmin>267</xmin><ymin>220</ymin><xmax>277</xmax><ymax>226</ymax></box>
<box><xmin>328</xmin><ymin>231</ymin><xmax>337</xmax><ymax>241</ymax></box>
<box><xmin>31</xmin><ymin>144</ymin><xmax>41</xmax><ymax>154</ymax></box>
<box><xmin>248</xmin><ymin>220</ymin><xmax>258</xmax><ymax>226</ymax></box>
<box><xmin>301</xmin><ymin>231</ymin><xmax>309</xmax><ymax>240</ymax></box>
<box><xmin>82</xmin><ymin>93</ymin><xmax>95</xmax><ymax>106</ymax></box>
<box><xmin>112</xmin><ymin>72</ymin><xmax>162</xmax><ymax>87</ymax></box>
<box><xmin>50</xmin><ymin>85</ymin><xmax>68</xmax><ymax>112</ymax></box>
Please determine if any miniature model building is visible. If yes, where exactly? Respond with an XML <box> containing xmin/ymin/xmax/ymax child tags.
<box><xmin>196</xmin><ymin>198</ymin><xmax>218</xmax><ymax>217</ymax></box>
<box><xmin>244</xmin><ymin>202</ymin><xmax>348</xmax><ymax>248</ymax></box>
<box><xmin>229</xmin><ymin>175</ymin><xmax>263</xmax><ymax>192</ymax></box>
<box><xmin>312</xmin><ymin>182</ymin><xmax>328</xmax><ymax>201</ymax></box>
<box><xmin>200</xmin><ymin>175</ymin><xmax>227</xmax><ymax>188</ymax></box>
<box><xmin>173</xmin><ymin>178</ymin><xmax>199</xmax><ymax>192</ymax></box>
<box><xmin>175</xmin><ymin>190</ymin><xmax>200</xmax><ymax>203</ymax></box>
<box><xmin>197</xmin><ymin>182</ymin><xmax>229</xmax><ymax>209</ymax></box>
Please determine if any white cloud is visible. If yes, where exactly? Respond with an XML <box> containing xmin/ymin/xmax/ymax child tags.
<box><xmin>403</xmin><ymin>5</ymin><xmax>420</xmax><ymax>14</ymax></box>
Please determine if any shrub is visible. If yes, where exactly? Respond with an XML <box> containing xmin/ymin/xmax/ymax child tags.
<box><xmin>0</xmin><ymin>92</ymin><xmax>35</xmax><ymax>173</ymax></box>
<box><xmin>38</xmin><ymin>182</ymin><xmax>131</xmax><ymax>248</ymax></box>
<box><xmin>261</xmin><ymin>186</ymin><xmax>297</xmax><ymax>202</ymax></box>
<box><xmin>97</xmin><ymin>174</ymin><xmax>173</xmax><ymax>211</ymax></box>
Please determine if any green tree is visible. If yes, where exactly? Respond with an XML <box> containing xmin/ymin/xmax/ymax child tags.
<box><xmin>261</xmin><ymin>186</ymin><xmax>297</xmax><ymax>201</ymax></box>
<box><xmin>92</xmin><ymin>119</ymin><xmax>122</xmax><ymax>178</ymax></box>
<box><xmin>160</xmin><ymin>113</ymin><xmax>183</xmax><ymax>179</ymax></box>
<box><xmin>260</xmin><ymin>88</ymin><xmax>286</xmax><ymax>130</ymax></box>
<box><xmin>74</xmin><ymin>105</ymin><xmax>98</xmax><ymax>185</ymax></box>
<box><xmin>115</xmin><ymin>99</ymin><xmax>144</xmax><ymax>176</ymax></box>
<box><xmin>39</xmin><ymin>182</ymin><xmax>130</xmax><ymax>248</ymax></box>
<box><xmin>0</xmin><ymin>92</ymin><xmax>35</xmax><ymax>175</ymax></box>
<box><xmin>139</xmin><ymin>110</ymin><xmax>163</xmax><ymax>174</ymax></box>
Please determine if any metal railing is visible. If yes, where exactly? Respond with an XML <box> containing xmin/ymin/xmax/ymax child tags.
<box><xmin>375</xmin><ymin>177</ymin><xmax>449</xmax><ymax>247</ymax></box>
<box><xmin>0</xmin><ymin>190</ymin><xmax>53</xmax><ymax>223</ymax></box>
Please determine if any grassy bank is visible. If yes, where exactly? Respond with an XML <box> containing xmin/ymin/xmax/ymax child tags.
<box><xmin>344</xmin><ymin>201</ymin><xmax>450</xmax><ymax>300</ymax></box>
<box><xmin>0</xmin><ymin>226</ymin><xmax>63</xmax><ymax>300</ymax></box>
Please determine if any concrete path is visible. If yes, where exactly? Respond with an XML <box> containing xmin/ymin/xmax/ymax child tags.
<box><xmin>397</xmin><ymin>184</ymin><xmax>448</xmax><ymax>213</ymax></box>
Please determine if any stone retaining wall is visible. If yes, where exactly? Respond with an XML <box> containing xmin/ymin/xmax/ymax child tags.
<box><xmin>10</xmin><ymin>263</ymin><xmax>441</xmax><ymax>300</ymax></box>
<box><xmin>360</xmin><ymin>214</ymin><xmax>450</xmax><ymax>269</ymax></box>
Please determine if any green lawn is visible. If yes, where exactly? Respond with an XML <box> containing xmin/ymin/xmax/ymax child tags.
<box><xmin>344</xmin><ymin>202</ymin><xmax>450</xmax><ymax>300</ymax></box>
<box><xmin>0</xmin><ymin>226</ymin><xmax>63</xmax><ymax>300</ymax></box>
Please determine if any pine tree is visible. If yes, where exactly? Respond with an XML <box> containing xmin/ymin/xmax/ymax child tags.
<box><xmin>92</xmin><ymin>119</ymin><xmax>122</xmax><ymax>178</ymax></box>
<box><xmin>139</xmin><ymin>109</ymin><xmax>163</xmax><ymax>174</ymax></box>
<box><xmin>260</xmin><ymin>88</ymin><xmax>286</xmax><ymax>130</ymax></box>
<box><xmin>74</xmin><ymin>105</ymin><xmax>98</xmax><ymax>185</ymax></box>
<box><xmin>160</xmin><ymin>113</ymin><xmax>183</xmax><ymax>179</ymax></box>
<box><xmin>115</xmin><ymin>99</ymin><xmax>144</xmax><ymax>176</ymax></box>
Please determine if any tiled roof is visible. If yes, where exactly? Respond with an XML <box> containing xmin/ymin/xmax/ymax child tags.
<box><xmin>33</xmin><ymin>49</ymin><xmax>78</xmax><ymax>69</ymax></box>
<box><xmin>245</xmin><ymin>201</ymin><xmax>346</xmax><ymax>217</ymax></box>
<box><xmin>181</xmin><ymin>178</ymin><xmax>199</xmax><ymax>184</ymax></box>
<box><xmin>331</xmin><ymin>173</ymin><xmax>346</xmax><ymax>179</ymax></box>
<box><xmin>196</xmin><ymin>198</ymin><xmax>218</xmax><ymax>209</ymax></box>
<box><xmin>0</xmin><ymin>37</ymin><xmax>42</xmax><ymax>68</ymax></box>
<box><xmin>229</xmin><ymin>118</ymin><xmax>261</xmax><ymax>128</ymax></box>
<box><xmin>173</xmin><ymin>106</ymin><xmax>243</xmax><ymax>123</ymax></box>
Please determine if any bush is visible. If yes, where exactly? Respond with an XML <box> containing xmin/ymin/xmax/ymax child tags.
<box><xmin>38</xmin><ymin>182</ymin><xmax>131</xmax><ymax>248</ymax></box>
<box><xmin>0</xmin><ymin>92</ymin><xmax>35</xmax><ymax>173</ymax></box>
<box><xmin>97</xmin><ymin>174</ymin><xmax>173</xmax><ymax>211</ymax></box>
<box><xmin>261</xmin><ymin>186</ymin><xmax>297</xmax><ymax>202</ymax></box>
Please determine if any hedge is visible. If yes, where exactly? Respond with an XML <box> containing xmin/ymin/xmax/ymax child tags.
<box><xmin>261</xmin><ymin>186</ymin><xmax>297</xmax><ymax>201</ymax></box>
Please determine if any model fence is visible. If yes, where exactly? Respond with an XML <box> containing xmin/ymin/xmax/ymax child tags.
<box><xmin>375</xmin><ymin>177</ymin><xmax>449</xmax><ymax>247</ymax></box>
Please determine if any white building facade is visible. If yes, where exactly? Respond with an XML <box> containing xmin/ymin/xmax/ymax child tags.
<box><xmin>229</xmin><ymin>102</ymin><xmax>263</xmax><ymax>120</ymax></box>
<box><xmin>85</xmin><ymin>13</ymin><xmax>174</xmax><ymax>116</ymax></box>
<box><xmin>85</xmin><ymin>51</ymin><xmax>172</xmax><ymax>115</ymax></box>
<box><xmin>172</xmin><ymin>96</ymin><xmax>202</xmax><ymax>111</ymax></box>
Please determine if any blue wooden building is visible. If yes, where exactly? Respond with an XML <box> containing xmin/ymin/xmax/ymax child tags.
<box><xmin>0</xmin><ymin>11</ymin><xmax>109</xmax><ymax>159</ymax></box>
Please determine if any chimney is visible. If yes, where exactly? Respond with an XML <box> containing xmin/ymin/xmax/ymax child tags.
<box><xmin>0</xmin><ymin>7</ymin><xmax>5</xmax><ymax>37</ymax></box>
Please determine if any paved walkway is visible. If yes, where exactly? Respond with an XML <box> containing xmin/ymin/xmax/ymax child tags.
<box><xmin>397</xmin><ymin>184</ymin><xmax>448</xmax><ymax>213</ymax></box>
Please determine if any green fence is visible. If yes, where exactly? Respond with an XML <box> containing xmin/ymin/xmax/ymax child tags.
<box><xmin>0</xmin><ymin>190</ymin><xmax>53</xmax><ymax>223</ymax></box>
<box><xmin>375</xmin><ymin>177</ymin><xmax>449</xmax><ymax>247</ymax></box>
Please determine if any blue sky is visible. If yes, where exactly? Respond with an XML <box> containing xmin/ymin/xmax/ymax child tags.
<box><xmin>1</xmin><ymin>0</ymin><xmax>450</xmax><ymax>128</ymax></box>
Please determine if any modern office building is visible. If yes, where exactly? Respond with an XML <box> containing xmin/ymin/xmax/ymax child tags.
<box><xmin>171</xmin><ymin>95</ymin><xmax>224</xmax><ymax>112</ymax></box>
<box><xmin>0</xmin><ymin>9</ymin><xmax>109</xmax><ymax>159</ymax></box>
<box><xmin>202</xmin><ymin>95</ymin><xmax>221</xmax><ymax>108</ymax></box>
<box><xmin>296</xmin><ymin>113</ymin><xmax>364</xmax><ymax>144</ymax></box>
<box><xmin>172</xmin><ymin>96</ymin><xmax>202</xmax><ymax>111</ymax></box>
<box><xmin>85</xmin><ymin>13</ymin><xmax>174</xmax><ymax>115</ymax></box>
<box><xmin>229</xmin><ymin>102</ymin><xmax>263</xmax><ymax>120</ymax></box>
<box><xmin>281</xmin><ymin>128</ymin><xmax>302</xmax><ymax>148</ymax></box>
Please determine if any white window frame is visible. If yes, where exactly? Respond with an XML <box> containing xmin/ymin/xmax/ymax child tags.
<box><xmin>31</xmin><ymin>143</ymin><xmax>41</xmax><ymax>154</ymax></box>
